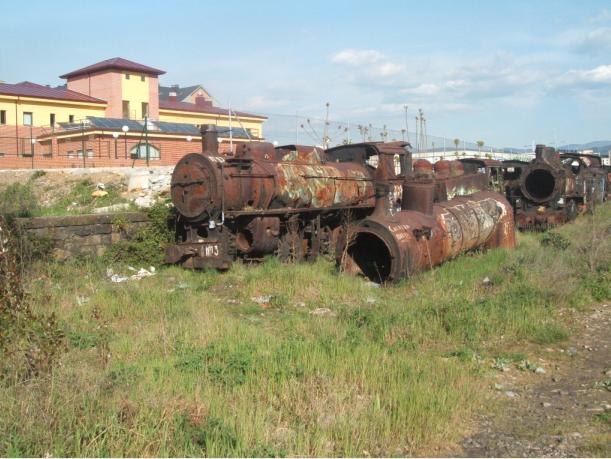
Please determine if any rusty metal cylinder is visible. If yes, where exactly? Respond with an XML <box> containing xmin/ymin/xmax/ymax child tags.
<box><xmin>413</xmin><ymin>159</ymin><xmax>433</xmax><ymax>176</ymax></box>
<box><xmin>339</xmin><ymin>191</ymin><xmax>516</xmax><ymax>283</ymax></box>
<box><xmin>171</xmin><ymin>146</ymin><xmax>375</xmax><ymax>222</ymax></box>
<box><xmin>235</xmin><ymin>217</ymin><xmax>280</xmax><ymax>254</ymax></box>
<box><xmin>401</xmin><ymin>180</ymin><xmax>434</xmax><ymax>215</ymax></box>
<box><xmin>200</xmin><ymin>125</ymin><xmax>219</xmax><ymax>155</ymax></box>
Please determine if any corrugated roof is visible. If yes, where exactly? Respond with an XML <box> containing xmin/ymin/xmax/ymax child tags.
<box><xmin>60</xmin><ymin>57</ymin><xmax>165</xmax><ymax>79</ymax></box>
<box><xmin>0</xmin><ymin>81</ymin><xmax>106</xmax><ymax>103</ymax></box>
<box><xmin>159</xmin><ymin>99</ymin><xmax>266</xmax><ymax>119</ymax></box>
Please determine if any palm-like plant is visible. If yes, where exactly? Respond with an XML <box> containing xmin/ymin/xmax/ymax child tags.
<box><xmin>476</xmin><ymin>140</ymin><xmax>484</xmax><ymax>154</ymax></box>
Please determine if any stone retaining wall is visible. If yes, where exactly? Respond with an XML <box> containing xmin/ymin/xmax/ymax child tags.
<box><xmin>15</xmin><ymin>212</ymin><xmax>150</xmax><ymax>259</ymax></box>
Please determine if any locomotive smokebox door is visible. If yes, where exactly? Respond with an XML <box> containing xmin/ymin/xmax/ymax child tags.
<box><xmin>171</xmin><ymin>153</ymin><xmax>222</xmax><ymax>221</ymax></box>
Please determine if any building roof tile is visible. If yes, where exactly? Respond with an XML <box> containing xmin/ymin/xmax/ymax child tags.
<box><xmin>0</xmin><ymin>81</ymin><xmax>106</xmax><ymax>103</ymax></box>
<box><xmin>60</xmin><ymin>57</ymin><xmax>166</xmax><ymax>79</ymax></box>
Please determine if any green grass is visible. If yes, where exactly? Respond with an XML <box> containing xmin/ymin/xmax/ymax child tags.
<box><xmin>0</xmin><ymin>202</ymin><xmax>609</xmax><ymax>457</ymax></box>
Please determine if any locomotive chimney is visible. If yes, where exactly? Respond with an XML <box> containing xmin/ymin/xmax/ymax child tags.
<box><xmin>401</xmin><ymin>178</ymin><xmax>435</xmax><ymax>216</ymax></box>
<box><xmin>200</xmin><ymin>124</ymin><xmax>219</xmax><ymax>155</ymax></box>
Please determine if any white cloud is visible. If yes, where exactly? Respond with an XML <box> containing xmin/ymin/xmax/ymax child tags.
<box><xmin>403</xmin><ymin>83</ymin><xmax>441</xmax><ymax>96</ymax></box>
<box><xmin>556</xmin><ymin>64</ymin><xmax>611</xmax><ymax>88</ymax></box>
<box><xmin>580</xmin><ymin>64</ymin><xmax>611</xmax><ymax>82</ymax></box>
<box><xmin>576</xmin><ymin>27</ymin><xmax>611</xmax><ymax>54</ymax></box>
<box><xmin>241</xmin><ymin>95</ymin><xmax>290</xmax><ymax>110</ymax></box>
<box><xmin>331</xmin><ymin>49</ymin><xmax>384</xmax><ymax>65</ymax></box>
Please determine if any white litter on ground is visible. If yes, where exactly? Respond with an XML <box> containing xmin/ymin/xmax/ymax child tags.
<box><xmin>107</xmin><ymin>266</ymin><xmax>156</xmax><ymax>283</ymax></box>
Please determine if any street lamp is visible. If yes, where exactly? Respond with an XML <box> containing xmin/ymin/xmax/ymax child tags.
<box><xmin>122</xmin><ymin>125</ymin><xmax>129</xmax><ymax>159</ymax></box>
<box><xmin>186</xmin><ymin>136</ymin><xmax>192</xmax><ymax>142</ymax></box>
<box><xmin>112</xmin><ymin>132</ymin><xmax>119</xmax><ymax>159</ymax></box>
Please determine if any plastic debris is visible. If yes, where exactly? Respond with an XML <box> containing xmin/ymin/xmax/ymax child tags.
<box><xmin>251</xmin><ymin>295</ymin><xmax>272</xmax><ymax>305</ymax></box>
<box><xmin>107</xmin><ymin>266</ymin><xmax>156</xmax><ymax>283</ymax></box>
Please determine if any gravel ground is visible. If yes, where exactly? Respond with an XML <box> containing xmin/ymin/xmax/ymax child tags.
<box><xmin>461</xmin><ymin>303</ymin><xmax>610</xmax><ymax>457</ymax></box>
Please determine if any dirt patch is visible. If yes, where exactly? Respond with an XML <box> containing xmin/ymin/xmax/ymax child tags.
<box><xmin>0</xmin><ymin>170</ymin><xmax>127</xmax><ymax>207</ymax></box>
<box><xmin>461</xmin><ymin>303</ymin><xmax>610</xmax><ymax>457</ymax></box>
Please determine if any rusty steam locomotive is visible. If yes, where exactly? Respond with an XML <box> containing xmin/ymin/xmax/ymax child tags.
<box><xmin>165</xmin><ymin>126</ymin><xmax>516</xmax><ymax>282</ymax></box>
<box><xmin>502</xmin><ymin>144</ymin><xmax>607</xmax><ymax>230</ymax></box>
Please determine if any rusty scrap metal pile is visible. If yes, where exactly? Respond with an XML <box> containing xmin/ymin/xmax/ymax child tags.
<box><xmin>165</xmin><ymin>126</ymin><xmax>607</xmax><ymax>283</ymax></box>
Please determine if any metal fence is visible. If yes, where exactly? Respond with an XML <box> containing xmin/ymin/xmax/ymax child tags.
<box><xmin>259</xmin><ymin>112</ymin><xmax>535</xmax><ymax>161</ymax></box>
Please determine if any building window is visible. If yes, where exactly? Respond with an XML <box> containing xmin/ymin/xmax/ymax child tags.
<box><xmin>23</xmin><ymin>112</ymin><xmax>33</xmax><ymax>126</ymax></box>
<box><xmin>50</xmin><ymin>113</ymin><xmax>56</xmax><ymax>127</ymax></box>
<box><xmin>122</xmin><ymin>100</ymin><xmax>130</xmax><ymax>119</ymax></box>
<box><xmin>69</xmin><ymin>115</ymin><xmax>75</xmax><ymax>123</ymax></box>
<box><xmin>141</xmin><ymin>75</ymin><xmax>145</xmax><ymax>82</ymax></box>
<box><xmin>141</xmin><ymin>102</ymin><xmax>149</xmax><ymax>118</ymax></box>
<box><xmin>0</xmin><ymin>110</ymin><xmax>6</xmax><ymax>125</ymax></box>
<box><xmin>125</xmin><ymin>73</ymin><xmax>130</xmax><ymax>80</ymax></box>
<box><xmin>130</xmin><ymin>143</ymin><xmax>160</xmax><ymax>160</ymax></box>
<box><xmin>77</xmin><ymin>149</ymin><xmax>94</xmax><ymax>158</ymax></box>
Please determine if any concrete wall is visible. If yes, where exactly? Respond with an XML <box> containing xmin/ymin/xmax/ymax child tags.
<box><xmin>15</xmin><ymin>212</ymin><xmax>150</xmax><ymax>260</ymax></box>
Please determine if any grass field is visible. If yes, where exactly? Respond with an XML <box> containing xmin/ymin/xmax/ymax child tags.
<box><xmin>0</xmin><ymin>203</ymin><xmax>609</xmax><ymax>457</ymax></box>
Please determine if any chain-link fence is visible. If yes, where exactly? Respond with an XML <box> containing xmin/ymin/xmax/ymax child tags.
<box><xmin>259</xmin><ymin>112</ymin><xmax>535</xmax><ymax>161</ymax></box>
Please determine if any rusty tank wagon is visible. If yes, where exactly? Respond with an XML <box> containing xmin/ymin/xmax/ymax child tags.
<box><xmin>165</xmin><ymin>126</ymin><xmax>409</xmax><ymax>269</ymax></box>
<box><xmin>502</xmin><ymin>144</ymin><xmax>607</xmax><ymax>230</ymax></box>
<box><xmin>337</xmin><ymin>162</ymin><xmax>516</xmax><ymax>283</ymax></box>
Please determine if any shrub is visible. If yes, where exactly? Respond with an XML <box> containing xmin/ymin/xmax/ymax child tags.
<box><xmin>0</xmin><ymin>219</ymin><xmax>64</xmax><ymax>383</ymax></box>
<box><xmin>0</xmin><ymin>182</ymin><xmax>38</xmax><ymax>221</ymax></box>
<box><xmin>540</xmin><ymin>231</ymin><xmax>570</xmax><ymax>250</ymax></box>
<box><xmin>105</xmin><ymin>201</ymin><xmax>174</xmax><ymax>266</ymax></box>
<box><xmin>30</xmin><ymin>170</ymin><xmax>46</xmax><ymax>180</ymax></box>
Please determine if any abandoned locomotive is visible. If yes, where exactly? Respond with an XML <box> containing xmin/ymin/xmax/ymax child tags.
<box><xmin>503</xmin><ymin>144</ymin><xmax>607</xmax><ymax>230</ymax></box>
<box><xmin>165</xmin><ymin>126</ymin><xmax>408</xmax><ymax>269</ymax></box>
<box><xmin>165</xmin><ymin>125</ymin><xmax>516</xmax><ymax>282</ymax></box>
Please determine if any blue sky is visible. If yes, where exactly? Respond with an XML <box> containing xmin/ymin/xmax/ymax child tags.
<box><xmin>1</xmin><ymin>0</ymin><xmax>610</xmax><ymax>146</ymax></box>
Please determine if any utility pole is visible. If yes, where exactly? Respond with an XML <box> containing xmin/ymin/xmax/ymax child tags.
<box><xmin>403</xmin><ymin>105</ymin><xmax>410</xmax><ymax>143</ymax></box>
<box><xmin>228</xmin><ymin>103</ymin><xmax>233</xmax><ymax>153</ymax></box>
<box><xmin>81</xmin><ymin>121</ymin><xmax>86</xmax><ymax>168</ymax></box>
<box><xmin>323</xmin><ymin>102</ymin><xmax>330</xmax><ymax>148</ymax></box>
<box><xmin>144</xmin><ymin>116</ymin><xmax>150</xmax><ymax>168</ymax></box>
<box><xmin>414</xmin><ymin>116</ymin><xmax>419</xmax><ymax>152</ymax></box>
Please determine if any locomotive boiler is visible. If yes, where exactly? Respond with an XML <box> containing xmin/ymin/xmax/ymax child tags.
<box><xmin>337</xmin><ymin>163</ymin><xmax>516</xmax><ymax>283</ymax></box>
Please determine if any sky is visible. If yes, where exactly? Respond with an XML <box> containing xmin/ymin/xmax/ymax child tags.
<box><xmin>1</xmin><ymin>0</ymin><xmax>610</xmax><ymax>147</ymax></box>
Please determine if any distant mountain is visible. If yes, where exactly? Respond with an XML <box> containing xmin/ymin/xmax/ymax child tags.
<box><xmin>559</xmin><ymin>140</ymin><xmax>611</xmax><ymax>154</ymax></box>
<box><xmin>499</xmin><ymin>140</ymin><xmax>611</xmax><ymax>156</ymax></box>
